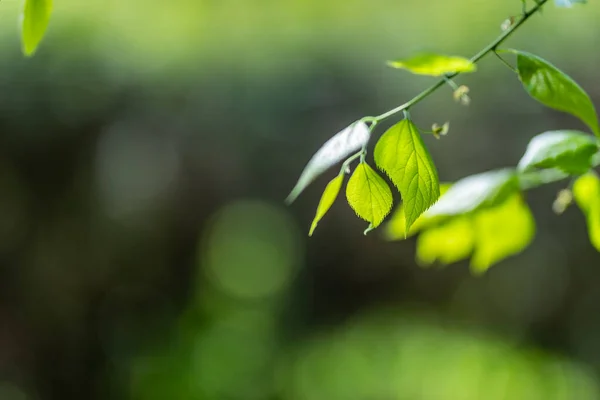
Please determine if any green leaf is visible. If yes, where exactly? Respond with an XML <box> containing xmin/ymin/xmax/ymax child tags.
<box><xmin>517</xmin><ymin>130</ymin><xmax>599</xmax><ymax>174</ymax></box>
<box><xmin>573</xmin><ymin>173</ymin><xmax>600</xmax><ymax>214</ymax></box>
<box><xmin>309</xmin><ymin>174</ymin><xmax>344</xmax><ymax>237</ymax></box>
<box><xmin>22</xmin><ymin>0</ymin><xmax>53</xmax><ymax>56</ymax></box>
<box><xmin>510</xmin><ymin>49</ymin><xmax>599</xmax><ymax>136</ymax></box>
<box><xmin>346</xmin><ymin>163</ymin><xmax>393</xmax><ymax>232</ymax></box>
<box><xmin>384</xmin><ymin>183</ymin><xmax>452</xmax><ymax>240</ymax></box>
<box><xmin>555</xmin><ymin>0</ymin><xmax>587</xmax><ymax>7</ymax></box>
<box><xmin>374</xmin><ymin>119</ymin><xmax>440</xmax><ymax>231</ymax></box>
<box><xmin>416</xmin><ymin>217</ymin><xmax>474</xmax><ymax>266</ymax></box>
<box><xmin>387</xmin><ymin>53</ymin><xmax>476</xmax><ymax>77</ymax></box>
<box><xmin>471</xmin><ymin>194</ymin><xmax>536</xmax><ymax>273</ymax></box>
<box><xmin>425</xmin><ymin>169</ymin><xmax>518</xmax><ymax>218</ymax></box>
<box><xmin>286</xmin><ymin>121</ymin><xmax>370</xmax><ymax>204</ymax></box>
<box><xmin>572</xmin><ymin>173</ymin><xmax>600</xmax><ymax>251</ymax></box>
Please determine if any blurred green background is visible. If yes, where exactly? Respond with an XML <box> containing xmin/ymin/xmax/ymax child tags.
<box><xmin>1</xmin><ymin>1</ymin><xmax>600</xmax><ymax>399</ymax></box>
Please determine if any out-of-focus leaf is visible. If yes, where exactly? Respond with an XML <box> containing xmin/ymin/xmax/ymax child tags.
<box><xmin>555</xmin><ymin>0</ymin><xmax>587</xmax><ymax>7</ymax></box>
<box><xmin>517</xmin><ymin>130</ymin><xmax>598</xmax><ymax>174</ymax></box>
<box><xmin>387</xmin><ymin>53</ymin><xmax>476</xmax><ymax>76</ymax></box>
<box><xmin>384</xmin><ymin>183</ymin><xmax>452</xmax><ymax>240</ymax></box>
<box><xmin>309</xmin><ymin>175</ymin><xmax>344</xmax><ymax>236</ymax></box>
<box><xmin>470</xmin><ymin>194</ymin><xmax>536</xmax><ymax>273</ymax></box>
<box><xmin>286</xmin><ymin>121</ymin><xmax>370</xmax><ymax>204</ymax></box>
<box><xmin>416</xmin><ymin>217</ymin><xmax>474</xmax><ymax>266</ymax></box>
<box><xmin>346</xmin><ymin>163</ymin><xmax>393</xmax><ymax>233</ymax></box>
<box><xmin>572</xmin><ymin>173</ymin><xmax>600</xmax><ymax>251</ymax></box>
<box><xmin>22</xmin><ymin>0</ymin><xmax>53</xmax><ymax>56</ymax></box>
<box><xmin>374</xmin><ymin>119</ymin><xmax>439</xmax><ymax>231</ymax></box>
<box><xmin>510</xmin><ymin>49</ymin><xmax>599</xmax><ymax>136</ymax></box>
<box><xmin>424</xmin><ymin>169</ymin><xmax>518</xmax><ymax>218</ymax></box>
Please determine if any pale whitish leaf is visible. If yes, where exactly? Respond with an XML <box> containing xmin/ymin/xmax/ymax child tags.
<box><xmin>471</xmin><ymin>194</ymin><xmax>536</xmax><ymax>273</ymax></box>
<box><xmin>518</xmin><ymin>130</ymin><xmax>598</xmax><ymax>174</ymax></box>
<box><xmin>387</xmin><ymin>53</ymin><xmax>476</xmax><ymax>77</ymax></box>
<box><xmin>286</xmin><ymin>121</ymin><xmax>369</xmax><ymax>204</ymax></box>
<box><xmin>374</xmin><ymin>119</ymin><xmax>440</xmax><ymax>231</ymax></box>
<box><xmin>510</xmin><ymin>49</ymin><xmax>599</xmax><ymax>136</ymax></box>
<box><xmin>416</xmin><ymin>217</ymin><xmax>474</xmax><ymax>266</ymax></box>
<box><xmin>309</xmin><ymin>175</ymin><xmax>344</xmax><ymax>237</ymax></box>
<box><xmin>384</xmin><ymin>183</ymin><xmax>452</xmax><ymax>240</ymax></box>
<box><xmin>346</xmin><ymin>163</ymin><xmax>393</xmax><ymax>232</ymax></box>
<box><xmin>555</xmin><ymin>0</ymin><xmax>587</xmax><ymax>7</ymax></box>
<box><xmin>22</xmin><ymin>0</ymin><xmax>53</xmax><ymax>56</ymax></box>
<box><xmin>424</xmin><ymin>169</ymin><xmax>518</xmax><ymax>218</ymax></box>
<box><xmin>572</xmin><ymin>173</ymin><xmax>600</xmax><ymax>252</ymax></box>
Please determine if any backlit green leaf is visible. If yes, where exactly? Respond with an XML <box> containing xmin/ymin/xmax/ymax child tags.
<box><xmin>374</xmin><ymin>119</ymin><xmax>440</xmax><ymax>231</ymax></box>
<box><xmin>387</xmin><ymin>53</ymin><xmax>476</xmax><ymax>76</ymax></box>
<box><xmin>384</xmin><ymin>183</ymin><xmax>452</xmax><ymax>240</ymax></box>
<box><xmin>416</xmin><ymin>217</ymin><xmax>474</xmax><ymax>266</ymax></box>
<box><xmin>425</xmin><ymin>169</ymin><xmax>518</xmax><ymax>218</ymax></box>
<box><xmin>22</xmin><ymin>0</ymin><xmax>53</xmax><ymax>56</ymax></box>
<box><xmin>286</xmin><ymin>121</ymin><xmax>370</xmax><ymax>204</ymax></box>
<box><xmin>517</xmin><ymin>130</ymin><xmax>598</xmax><ymax>174</ymax></box>
<box><xmin>346</xmin><ymin>163</ymin><xmax>393</xmax><ymax>232</ymax></box>
<box><xmin>471</xmin><ymin>194</ymin><xmax>536</xmax><ymax>273</ymax></box>
<box><xmin>309</xmin><ymin>175</ymin><xmax>344</xmax><ymax>237</ymax></box>
<box><xmin>511</xmin><ymin>49</ymin><xmax>599</xmax><ymax>136</ymax></box>
<box><xmin>572</xmin><ymin>173</ymin><xmax>600</xmax><ymax>251</ymax></box>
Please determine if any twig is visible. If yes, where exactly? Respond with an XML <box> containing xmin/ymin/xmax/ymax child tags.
<box><xmin>365</xmin><ymin>0</ymin><xmax>548</xmax><ymax>123</ymax></box>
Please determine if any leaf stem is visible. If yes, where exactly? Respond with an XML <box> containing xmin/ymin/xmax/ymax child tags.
<box><xmin>368</xmin><ymin>0</ymin><xmax>548</xmax><ymax>123</ymax></box>
<box><xmin>443</xmin><ymin>76</ymin><xmax>460</xmax><ymax>92</ymax></box>
<box><xmin>339</xmin><ymin>150</ymin><xmax>364</xmax><ymax>175</ymax></box>
<box><xmin>493</xmin><ymin>50</ymin><xmax>518</xmax><ymax>73</ymax></box>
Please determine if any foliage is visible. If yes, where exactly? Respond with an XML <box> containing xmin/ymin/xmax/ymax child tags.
<box><xmin>387</xmin><ymin>54</ymin><xmax>476</xmax><ymax>77</ymax></box>
<box><xmin>309</xmin><ymin>175</ymin><xmax>344</xmax><ymax>236</ymax></box>
<box><xmin>346</xmin><ymin>163</ymin><xmax>393</xmax><ymax>233</ymax></box>
<box><xmin>374</xmin><ymin>119</ymin><xmax>439</xmax><ymax>231</ymax></box>
<box><xmin>509</xmin><ymin>49</ymin><xmax>599</xmax><ymax>135</ymax></box>
<box><xmin>21</xmin><ymin>0</ymin><xmax>53</xmax><ymax>56</ymax></box>
<box><xmin>10</xmin><ymin>0</ymin><xmax>598</xmax><ymax>271</ymax></box>
<box><xmin>288</xmin><ymin>0</ymin><xmax>600</xmax><ymax>272</ymax></box>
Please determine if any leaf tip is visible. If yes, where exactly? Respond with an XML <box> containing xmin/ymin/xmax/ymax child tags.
<box><xmin>285</xmin><ymin>187</ymin><xmax>301</xmax><ymax>205</ymax></box>
<box><xmin>386</xmin><ymin>60</ymin><xmax>401</xmax><ymax>68</ymax></box>
<box><xmin>22</xmin><ymin>46</ymin><xmax>36</xmax><ymax>57</ymax></box>
<box><xmin>469</xmin><ymin>263</ymin><xmax>489</xmax><ymax>277</ymax></box>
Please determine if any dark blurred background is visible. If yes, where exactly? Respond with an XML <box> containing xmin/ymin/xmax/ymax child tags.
<box><xmin>1</xmin><ymin>1</ymin><xmax>600</xmax><ymax>399</ymax></box>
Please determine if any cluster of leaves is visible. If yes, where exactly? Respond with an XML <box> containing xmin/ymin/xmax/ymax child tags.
<box><xmin>287</xmin><ymin>0</ymin><xmax>599</xmax><ymax>273</ymax></box>
<box><xmin>9</xmin><ymin>0</ymin><xmax>598</xmax><ymax>272</ymax></box>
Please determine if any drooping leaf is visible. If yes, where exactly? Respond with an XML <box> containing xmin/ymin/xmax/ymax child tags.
<box><xmin>517</xmin><ymin>130</ymin><xmax>599</xmax><ymax>174</ymax></box>
<box><xmin>384</xmin><ymin>183</ymin><xmax>452</xmax><ymax>240</ymax></box>
<box><xmin>309</xmin><ymin>175</ymin><xmax>344</xmax><ymax>237</ymax></box>
<box><xmin>346</xmin><ymin>163</ymin><xmax>393</xmax><ymax>232</ymax></box>
<box><xmin>374</xmin><ymin>119</ymin><xmax>440</xmax><ymax>231</ymax></box>
<box><xmin>286</xmin><ymin>121</ymin><xmax>370</xmax><ymax>204</ymax></box>
<box><xmin>424</xmin><ymin>169</ymin><xmax>518</xmax><ymax>218</ymax></box>
<box><xmin>387</xmin><ymin>53</ymin><xmax>476</xmax><ymax>77</ymax></box>
<box><xmin>555</xmin><ymin>0</ymin><xmax>587</xmax><ymax>7</ymax></box>
<box><xmin>470</xmin><ymin>194</ymin><xmax>536</xmax><ymax>273</ymax></box>
<box><xmin>572</xmin><ymin>173</ymin><xmax>600</xmax><ymax>251</ymax></box>
<box><xmin>510</xmin><ymin>49</ymin><xmax>599</xmax><ymax>136</ymax></box>
<box><xmin>416</xmin><ymin>217</ymin><xmax>474</xmax><ymax>266</ymax></box>
<box><xmin>22</xmin><ymin>0</ymin><xmax>53</xmax><ymax>56</ymax></box>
